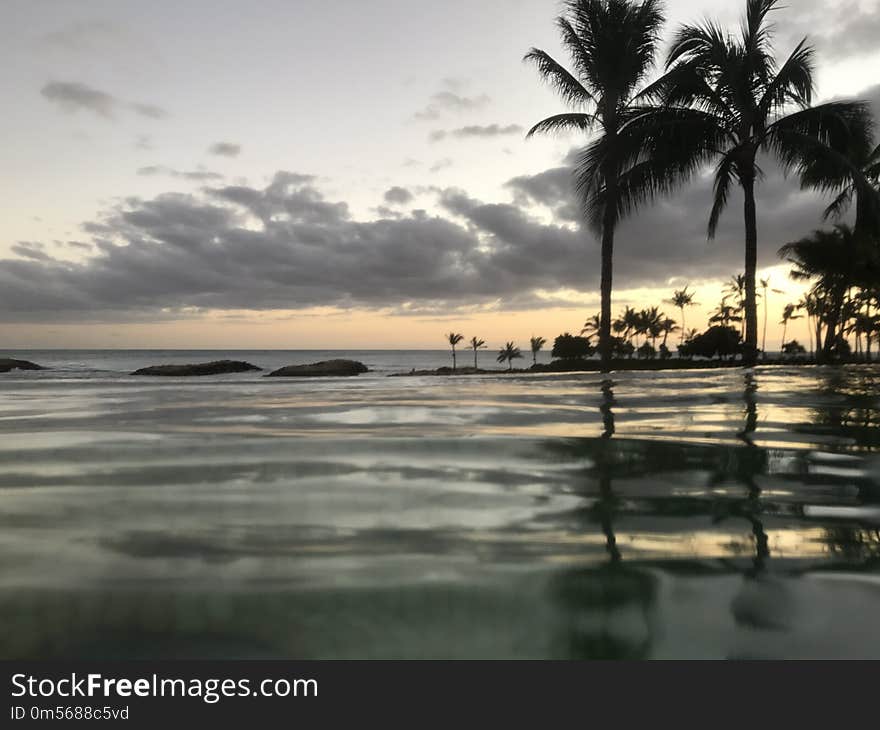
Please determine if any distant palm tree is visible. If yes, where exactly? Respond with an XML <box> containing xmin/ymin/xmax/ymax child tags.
<box><xmin>666</xmin><ymin>286</ymin><xmax>697</xmax><ymax>344</ymax></box>
<box><xmin>653</xmin><ymin>0</ymin><xmax>873</xmax><ymax>364</ymax></box>
<box><xmin>710</xmin><ymin>297</ymin><xmax>743</xmax><ymax>329</ymax></box>
<box><xmin>526</xmin><ymin>0</ymin><xmax>673</xmax><ymax>368</ymax></box>
<box><xmin>779</xmin><ymin>225</ymin><xmax>869</xmax><ymax>360</ymax></box>
<box><xmin>470</xmin><ymin>337</ymin><xmax>487</xmax><ymax>369</ymax></box>
<box><xmin>581</xmin><ymin>314</ymin><xmax>601</xmax><ymax>344</ymax></box>
<box><xmin>759</xmin><ymin>276</ymin><xmax>785</xmax><ymax>357</ymax></box>
<box><xmin>779</xmin><ymin>303</ymin><xmax>802</xmax><ymax>351</ymax></box>
<box><xmin>614</xmin><ymin>306</ymin><xmax>640</xmax><ymax>352</ymax></box>
<box><xmin>446</xmin><ymin>333</ymin><xmax>464</xmax><ymax>371</ymax></box>
<box><xmin>497</xmin><ymin>342</ymin><xmax>523</xmax><ymax>371</ymax></box>
<box><xmin>530</xmin><ymin>336</ymin><xmax>547</xmax><ymax>366</ymax></box>
<box><xmin>660</xmin><ymin>317</ymin><xmax>678</xmax><ymax>349</ymax></box>
<box><xmin>641</xmin><ymin>306</ymin><xmax>664</xmax><ymax>349</ymax></box>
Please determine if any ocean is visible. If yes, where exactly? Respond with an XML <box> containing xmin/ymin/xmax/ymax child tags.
<box><xmin>1</xmin><ymin>350</ymin><xmax>879</xmax><ymax>658</ymax></box>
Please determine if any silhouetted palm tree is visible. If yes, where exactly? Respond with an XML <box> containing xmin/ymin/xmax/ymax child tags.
<box><xmin>779</xmin><ymin>225</ymin><xmax>870</xmax><ymax>359</ymax></box>
<box><xmin>666</xmin><ymin>286</ymin><xmax>697</xmax><ymax>344</ymax></box>
<box><xmin>710</xmin><ymin>297</ymin><xmax>743</xmax><ymax>329</ymax></box>
<box><xmin>470</xmin><ymin>337</ymin><xmax>487</xmax><ymax>369</ymax></box>
<box><xmin>652</xmin><ymin>0</ymin><xmax>873</xmax><ymax>364</ymax></box>
<box><xmin>525</xmin><ymin>0</ymin><xmax>671</xmax><ymax>368</ymax></box>
<box><xmin>497</xmin><ymin>342</ymin><xmax>523</xmax><ymax>371</ymax></box>
<box><xmin>779</xmin><ymin>303</ymin><xmax>802</xmax><ymax>351</ymax></box>
<box><xmin>581</xmin><ymin>313</ymin><xmax>601</xmax><ymax>344</ymax></box>
<box><xmin>760</xmin><ymin>276</ymin><xmax>784</xmax><ymax>357</ymax></box>
<box><xmin>530</xmin><ymin>336</ymin><xmax>547</xmax><ymax>366</ymax></box>
<box><xmin>808</xmin><ymin>134</ymin><xmax>880</xmax><ymax>237</ymax></box>
<box><xmin>446</xmin><ymin>333</ymin><xmax>464</xmax><ymax>371</ymax></box>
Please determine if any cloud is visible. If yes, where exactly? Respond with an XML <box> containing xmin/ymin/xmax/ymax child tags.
<box><xmin>414</xmin><ymin>91</ymin><xmax>491</xmax><ymax>121</ymax></box>
<box><xmin>5</xmin><ymin>80</ymin><xmax>878</xmax><ymax>324</ymax></box>
<box><xmin>10</xmin><ymin>242</ymin><xmax>53</xmax><ymax>262</ymax></box>
<box><xmin>782</xmin><ymin>0</ymin><xmax>880</xmax><ymax>62</ymax></box>
<box><xmin>429</xmin><ymin>159</ymin><xmax>454</xmax><ymax>174</ymax></box>
<box><xmin>136</xmin><ymin>166</ymin><xmax>224</xmax><ymax>182</ymax></box>
<box><xmin>430</xmin><ymin>124</ymin><xmax>524</xmax><ymax>142</ymax></box>
<box><xmin>41</xmin><ymin>81</ymin><xmax>168</xmax><ymax>120</ymax></box>
<box><xmin>383</xmin><ymin>187</ymin><xmax>414</xmax><ymax>205</ymax></box>
<box><xmin>505</xmin><ymin>166</ymin><xmax>581</xmax><ymax>222</ymax></box>
<box><xmin>208</xmin><ymin>142</ymin><xmax>241</xmax><ymax>157</ymax></box>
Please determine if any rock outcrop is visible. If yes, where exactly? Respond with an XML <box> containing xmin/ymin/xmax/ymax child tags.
<box><xmin>0</xmin><ymin>358</ymin><xmax>44</xmax><ymax>373</ymax></box>
<box><xmin>131</xmin><ymin>360</ymin><xmax>263</xmax><ymax>376</ymax></box>
<box><xmin>267</xmin><ymin>359</ymin><xmax>369</xmax><ymax>377</ymax></box>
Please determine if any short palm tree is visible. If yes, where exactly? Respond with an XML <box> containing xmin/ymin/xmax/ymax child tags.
<box><xmin>652</xmin><ymin>0</ymin><xmax>873</xmax><ymax>364</ymax></box>
<box><xmin>529</xmin><ymin>336</ymin><xmax>547</xmax><ymax>366</ymax></box>
<box><xmin>710</xmin><ymin>297</ymin><xmax>742</xmax><ymax>329</ymax></box>
<box><xmin>660</xmin><ymin>316</ymin><xmax>678</xmax><ymax>349</ymax></box>
<box><xmin>581</xmin><ymin>313</ymin><xmax>602</xmax><ymax>344</ymax></box>
<box><xmin>446</xmin><ymin>333</ymin><xmax>464</xmax><ymax>371</ymax></box>
<box><xmin>666</xmin><ymin>286</ymin><xmax>697</xmax><ymax>344</ymax></box>
<box><xmin>470</xmin><ymin>337</ymin><xmax>487</xmax><ymax>369</ymax></box>
<box><xmin>779</xmin><ymin>225</ymin><xmax>869</xmax><ymax>360</ymax></box>
<box><xmin>526</xmin><ymin>0</ymin><xmax>681</xmax><ymax>368</ymax></box>
<box><xmin>779</xmin><ymin>303</ymin><xmax>802</xmax><ymax>351</ymax></box>
<box><xmin>497</xmin><ymin>342</ymin><xmax>523</xmax><ymax>371</ymax></box>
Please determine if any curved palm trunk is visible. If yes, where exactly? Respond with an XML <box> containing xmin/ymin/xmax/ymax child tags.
<box><xmin>679</xmin><ymin>306</ymin><xmax>686</xmax><ymax>346</ymax></box>
<box><xmin>741</xmin><ymin>175</ymin><xmax>759</xmax><ymax>366</ymax></box>
<box><xmin>451</xmin><ymin>347</ymin><xmax>457</xmax><ymax>371</ymax></box>
<box><xmin>473</xmin><ymin>350</ymin><xmax>478</xmax><ymax>369</ymax></box>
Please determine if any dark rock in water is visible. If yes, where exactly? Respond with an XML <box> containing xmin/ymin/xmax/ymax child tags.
<box><xmin>0</xmin><ymin>358</ymin><xmax>44</xmax><ymax>373</ymax></box>
<box><xmin>267</xmin><ymin>359</ymin><xmax>369</xmax><ymax>377</ymax></box>
<box><xmin>390</xmin><ymin>366</ymin><xmax>499</xmax><ymax>377</ymax></box>
<box><xmin>131</xmin><ymin>360</ymin><xmax>263</xmax><ymax>377</ymax></box>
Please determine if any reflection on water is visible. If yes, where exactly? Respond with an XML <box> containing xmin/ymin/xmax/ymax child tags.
<box><xmin>1</xmin><ymin>362</ymin><xmax>880</xmax><ymax>658</ymax></box>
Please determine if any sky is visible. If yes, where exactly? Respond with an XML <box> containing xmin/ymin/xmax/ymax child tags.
<box><xmin>1</xmin><ymin>0</ymin><xmax>879</xmax><ymax>350</ymax></box>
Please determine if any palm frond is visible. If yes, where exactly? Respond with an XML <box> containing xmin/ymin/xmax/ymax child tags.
<box><xmin>765</xmin><ymin>101</ymin><xmax>873</xmax><ymax>185</ymax></box>
<box><xmin>709</xmin><ymin>151</ymin><xmax>739</xmax><ymax>238</ymax></box>
<box><xmin>526</xmin><ymin>112</ymin><xmax>598</xmax><ymax>138</ymax></box>
<box><xmin>666</xmin><ymin>21</ymin><xmax>732</xmax><ymax>71</ymax></box>
<box><xmin>757</xmin><ymin>38</ymin><xmax>815</xmax><ymax>115</ymax></box>
<box><xmin>524</xmin><ymin>48</ymin><xmax>596</xmax><ymax>108</ymax></box>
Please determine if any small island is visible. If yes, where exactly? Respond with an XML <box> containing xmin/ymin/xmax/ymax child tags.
<box><xmin>267</xmin><ymin>359</ymin><xmax>369</xmax><ymax>377</ymax></box>
<box><xmin>0</xmin><ymin>358</ymin><xmax>44</xmax><ymax>373</ymax></box>
<box><xmin>131</xmin><ymin>360</ymin><xmax>263</xmax><ymax>377</ymax></box>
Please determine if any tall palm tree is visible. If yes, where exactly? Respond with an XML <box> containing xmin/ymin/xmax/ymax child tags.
<box><xmin>446</xmin><ymin>333</ymin><xmax>464</xmax><ymax>371</ymax></box>
<box><xmin>666</xmin><ymin>286</ymin><xmax>697</xmax><ymax>344</ymax></box>
<box><xmin>653</xmin><ymin>0</ymin><xmax>873</xmax><ymax>364</ymax></box>
<box><xmin>525</xmin><ymin>0</ymin><xmax>672</xmax><ymax>368</ymax></box>
<box><xmin>759</xmin><ymin>276</ymin><xmax>784</xmax><ymax>357</ymax></box>
<box><xmin>470</xmin><ymin>337</ymin><xmax>487</xmax><ymax>369</ymax></box>
<box><xmin>530</xmin><ymin>336</ymin><xmax>548</xmax><ymax>366</ymax></box>
<box><xmin>497</xmin><ymin>342</ymin><xmax>523</xmax><ymax>371</ymax></box>
<box><xmin>779</xmin><ymin>303</ymin><xmax>802</xmax><ymax>351</ymax></box>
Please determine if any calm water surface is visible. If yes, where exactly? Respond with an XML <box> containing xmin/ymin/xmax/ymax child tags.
<box><xmin>1</xmin><ymin>350</ymin><xmax>879</xmax><ymax>659</ymax></box>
